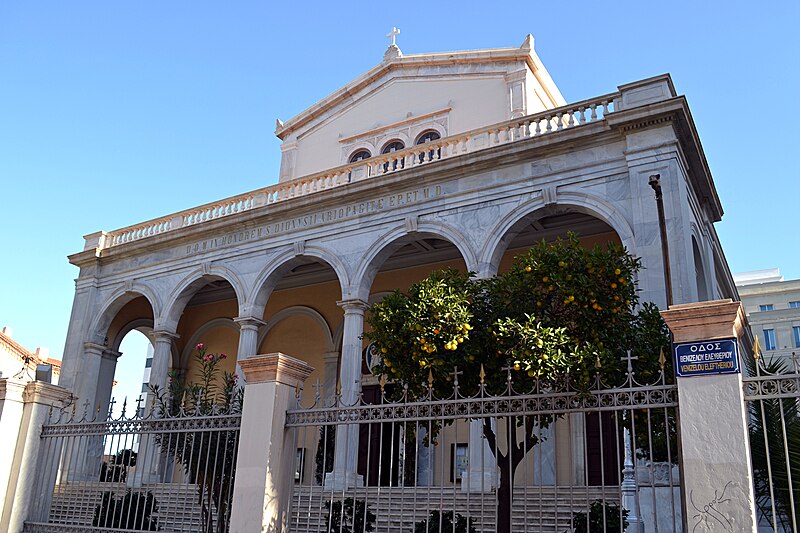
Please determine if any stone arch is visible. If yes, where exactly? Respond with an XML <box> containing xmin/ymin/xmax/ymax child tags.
<box><xmin>161</xmin><ymin>264</ymin><xmax>246</xmax><ymax>332</ymax></box>
<box><xmin>89</xmin><ymin>284</ymin><xmax>160</xmax><ymax>345</ymax></box>
<box><xmin>110</xmin><ymin>317</ymin><xmax>154</xmax><ymax>353</ymax></box>
<box><xmin>257</xmin><ymin>305</ymin><xmax>334</xmax><ymax>353</ymax></box>
<box><xmin>478</xmin><ymin>190</ymin><xmax>636</xmax><ymax>277</ymax></box>
<box><xmin>351</xmin><ymin>221</ymin><xmax>479</xmax><ymax>301</ymax></box>
<box><xmin>248</xmin><ymin>245</ymin><xmax>350</xmax><ymax>318</ymax></box>
<box><xmin>179</xmin><ymin>317</ymin><xmax>239</xmax><ymax>368</ymax></box>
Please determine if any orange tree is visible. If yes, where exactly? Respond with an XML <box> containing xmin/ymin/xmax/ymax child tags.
<box><xmin>364</xmin><ymin>234</ymin><xmax>669</xmax><ymax>533</ymax></box>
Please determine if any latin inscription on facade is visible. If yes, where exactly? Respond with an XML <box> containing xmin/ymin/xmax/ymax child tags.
<box><xmin>185</xmin><ymin>185</ymin><xmax>444</xmax><ymax>255</ymax></box>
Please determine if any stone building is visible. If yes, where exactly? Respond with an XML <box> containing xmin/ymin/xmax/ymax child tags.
<box><xmin>735</xmin><ymin>268</ymin><xmax>800</xmax><ymax>366</ymax></box>
<box><xmin>56</xmin><ymin>35</ymin><xmax>736</xmax><ymax>490</ymax></box>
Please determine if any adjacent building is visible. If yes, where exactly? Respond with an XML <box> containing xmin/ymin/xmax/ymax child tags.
<box><xmin>735</xmin><ymin>268</ymin><xmax>800</xmax><ymax>367</ymax></box>
<box><xmin>0</xmin><ymin>326</ymin><xmax>60</xmax><ymax>384</ymax></box>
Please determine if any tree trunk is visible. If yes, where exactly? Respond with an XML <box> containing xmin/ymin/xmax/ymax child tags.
<box><xmin>496</xmin><ymin>458</ymin><xmax>513</xmax><ymax>533</ymax></box>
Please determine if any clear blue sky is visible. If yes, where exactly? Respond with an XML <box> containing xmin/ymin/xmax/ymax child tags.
<box><xmin>1</xmin><ymin>1</ymin><xmax>798</xmax><ymax>384</ymax></box>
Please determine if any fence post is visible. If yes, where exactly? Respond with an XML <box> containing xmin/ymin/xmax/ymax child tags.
<box><xmin>661</xmin><ymin>299</ymin><xmax>758</xmax><ymax>532</ymax></box>
<box><xmin>0</xmin><ymin>380</ymin><xmax>72</xmax><ymax>533</ymax></box>
<box><xmin>229</xmin><ymin>352</ymin><xmax>314</xmax><ymax>533</ymax></box>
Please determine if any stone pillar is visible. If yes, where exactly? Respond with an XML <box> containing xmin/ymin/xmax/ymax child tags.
<box><xmin>235</xmin><ymin>316</ymin><xmax>266</xmax><ymax>385</ymax></box>
<box><xmin>0</xmin><ymin>379</ymin><xmax>26</xmax><ymax>523</ymax></box>
<box><xmin>462</xmin><ymin>419</ymin><xmax>498</xmax><ymax>492</ymax></box>
<box><xmin>325</xmin><ymin>299</ymin><xmax>368</xmax><ymax>489</ymax></box>
<box><xmin>229</xmin><ymin>353</ymin><xmax>313</xmax><ymax>533</ymax></box>
<box><xmin>322</xmin><ymin>350</ymin><xmax>339</xmax><ymax>406</ymax></box>
<box><xmin>661</xmin><ymin>299</ymin><xmax>758</xmax><ymax>533</ymax></box>
<box><xmin>131</xmin><ymin>330</ymin><xmax>178</xmax><ymax>486</ymax></box>
<box><xmin>1</xmin><ymin>380</ymin><xmax>72</xmax><ymax>533</ymax></box>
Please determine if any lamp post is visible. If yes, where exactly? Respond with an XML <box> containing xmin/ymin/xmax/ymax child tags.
<box><xmin>649</xmin><ymin>174</ymin><xmax>673</xmax><ymax>307</ymax></box>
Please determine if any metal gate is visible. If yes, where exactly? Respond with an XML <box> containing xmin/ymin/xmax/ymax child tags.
<box><xmin>23</xmin><ymin>399</ymin><xmax>241</xmax><ymax>533</ymax></box>
<box><xmin>285</xmin><ymin>358</ymin><xmax>681</xmax><ymax>532</ymax></box>
<box><xmin>743</xmin><ymin>353</ymin><xmax>800</xmax><ymax>532</ymax></box>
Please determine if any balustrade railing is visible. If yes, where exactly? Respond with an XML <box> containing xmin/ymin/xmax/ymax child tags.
<box><xmin>102</xmin><ymin>92</ymin><xmax>619</xmax><ymax>250</ymax></box>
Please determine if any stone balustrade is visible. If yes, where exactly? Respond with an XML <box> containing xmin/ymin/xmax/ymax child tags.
<box><xmin>101</xmin><ymin>91</ymin><xmax>620</xmax><ymax>250</ymax></box>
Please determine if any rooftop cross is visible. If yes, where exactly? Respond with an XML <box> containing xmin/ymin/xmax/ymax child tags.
<box><xmin>386</xmin><ymin>27</ymin><xmax>400</xmax><ymax>47</ymax></box>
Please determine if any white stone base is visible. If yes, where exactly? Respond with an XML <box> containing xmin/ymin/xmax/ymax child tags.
<box><xmin>324</xmin><ymin>470</ymin><xmax>364</xmax><ymax>490</ymax></box>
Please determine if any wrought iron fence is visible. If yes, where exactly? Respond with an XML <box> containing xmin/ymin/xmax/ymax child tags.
<box><xmin>743</xmin><ymin>352</ymin><xmax>800</xmax><ymax>532</ymax></box>
<box><xmin>285</xmin><ymin>357</ymin><xmax>681</xmax><ymax>533</ymax></box>
<box><xmin>23</xmin><ymin>397</ymin><xmax>241</xmax><ymax>533</ymax></box>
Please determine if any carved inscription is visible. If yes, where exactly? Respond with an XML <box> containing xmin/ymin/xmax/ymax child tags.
<box><xmin>184</xmin><ymin>185</ymin><xmax>444</xmax><ymax>255</ymax></box>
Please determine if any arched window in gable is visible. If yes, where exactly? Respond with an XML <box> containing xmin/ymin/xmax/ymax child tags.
<box><xmin>415</xmin><ymin>130</ymin><xmax>442</xmax><ymax>162</ymax></box>
<box><xmin>381</xmin><ymin>140</ymin><xmax>405</xmax><ymax>172</ymax></box>
<box><xmin>349</xmin><ymin>149</ymin><xmax>372</xmax><ymax>163</ymax></box>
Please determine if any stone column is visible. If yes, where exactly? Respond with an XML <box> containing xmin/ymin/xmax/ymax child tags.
<box><xmin>1</xmin><ymin>381</ymin><xmax>72</xmax><ymax>533</ymax></box>
<box><xmin>0</xmin><ymin>379</ymin><xmax>26</xmax><ymax>523</ymax></box>
<box><xmin>234</xmin><ymin>316</ymin><xmax>266</xmax><ymax>384</ymax></box>
<box><xmin>325</xmin><ymin>299</ymin><xmax>368</xmax><ymax>489</ymax></box>
<box><xmin>661</xmin><ymin>299</ymin><xmax>758</xmax><ymax>532</ymax></box>
<box><xmin>229</xmin><ymin>353</ymin><xmax>313</xmax><ymax>533</ymax></box>
<box><xmin>132</xmin><ymin>330</ymin><xmax>178</xmax><ymax>486</ymax></box>
<box><xmin>322</xmin><ymin>350</ymin><xmax>340</xmax><ymax>406</ymax></box>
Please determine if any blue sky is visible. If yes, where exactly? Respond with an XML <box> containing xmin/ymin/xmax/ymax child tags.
<box><xmin>1</xmin><ymin>1</ymin><xmax>798</xmax><ymax>393</ymax></box>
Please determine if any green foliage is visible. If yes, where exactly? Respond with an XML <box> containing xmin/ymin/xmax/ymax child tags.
<box><xmin>365</xmin><ymin>234</ymin><xmax>671</xmax><ymax>398</ymax></box>
<box><xmin>569</xmin><ymin>500</ymin><xmax>629</xmax><ymax>533</ymax></box>
<box><xmin>745</xmin><ymin>354</ymin><xmax>800</xmax><ymax>529</ymax></box>
<box><xmin>93</xmin><ymin>490</ymin><xmax>159</xmax><ymax>530</ymax></box>
<box><xmin>151</xmin><ymin>343</ymin><xmax>243</xmax><ymax>533</ymax></box>
<box><xmin>324</xmin><ymin>497</ymin><xmax>376</xmax><ymax>533</ymax></box>
<box><xmin>414</xmin><ymin>510</ymin><xmax>477</xmax><ymax>533</ymax></box>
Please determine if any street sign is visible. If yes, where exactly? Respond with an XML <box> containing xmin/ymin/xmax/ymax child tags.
<box><xmin>674</xmin><ymin>338</ymin><xmax>739</xmax><ymax>377</ymax></box>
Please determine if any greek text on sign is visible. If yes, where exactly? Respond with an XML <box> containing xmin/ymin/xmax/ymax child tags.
<box><xmin>674</xmin><ymin>338</ymin><xmax>739</xmax><ymax>377</ymax></box>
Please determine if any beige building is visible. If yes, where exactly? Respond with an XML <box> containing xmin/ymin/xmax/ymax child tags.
<box><xmin>0</xmin><ymin>326</ymin><xmax>60</xmax><ymax>384</ymax></box>
<box><xmin>735</xmin><ymin>268</ymin><xmax>800</xmax><ymax>367</ymax></box>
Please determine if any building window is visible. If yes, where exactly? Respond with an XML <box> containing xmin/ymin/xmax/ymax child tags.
<box><xmin>450</xmin><ymin>443</ymin><xmax>468</xmax><ymax>482</ymax></box>
<box><xmin>349</xmin><ymin>149</ymin><xmax>371</xmax><ymax>163</ymax></box>
<box><xmin>381</xmin><ymin>140</ymin><xmax>405</xmax><ymax>171</ymax></box>
<box><xmin>145</xmin><ymin>358</ymin><xmax>152</xmax><ymax>368</ymax></box>
<box><xmin>759</xmin><ymin>304</ymin><xmax>774</xmax><ymax>312</ymax></box>
<box><xmin>415</xmin><ymin>130</ymin><xmax>441</xmax><ymax>162</ymax></box>
<box><xmin>789</xmin><ymin>301</ymin><xmax>800</xmax><ymax>309</ymax></box>
<box><xmin>763</xmin><ymin>329</ymin><xmax>777</xmax><ymax>351</ymax></box>
<box><xmin>794</xmin><ymin>326</ymin><xmax>800</xmax><ymax>348</ymax></box>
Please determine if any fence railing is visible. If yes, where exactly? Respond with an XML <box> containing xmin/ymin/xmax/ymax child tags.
<box><xmin>743</xmin><ymin>352</ymin><xmax>800</xmax><ymax>533</ymax></box>
<box><xmin>24</xmin><ymin>400</ymin><xmax>241</xmax><ymax>533</ymax></box>
<box><xmin>100</xmin><ymin>92</ymin><xmax>619</xmax><ymax>250</ymax></box>
<box><xmin>285</xmin><ymin>362</ymin><xmax>679</xmax><ymax>533</ymax></box>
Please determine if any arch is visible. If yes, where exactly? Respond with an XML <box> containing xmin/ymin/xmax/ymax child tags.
<box><xmin>415</xmin><ymin>129</ymin><xmax>442</xmax><ymax>145</ymax></box>
<box><xmin>249</xmin><ymin>245</ymin><xmax>350</xmax><ymax>318</ymax></box>
<box><xmin>161</xmin><ymin>264</ymin><xmax>246</xmax><ymax>332</ymax></box>
<box><xmin>349</xmin><ymin>148</ymin><xmax>373</xmax><ymax>163</ymax></box>
<box><xmin>110</xmin><ymin>317</ymin><xmax>155</xmax><ymax>353</ymax></box>
<box><xmin>258</xmin><ymin>305</ymin><xmax>334</xmax><ymax>353</ymax></box>
<box><xmin>89</xmin><ymin>283</ymin><xmax>160</xmax><ymax>345</ymax></box>
<box><xmin>179</xmin><ymin>317</ymin><xmax>239</xmax><ymax>368</ymax></box>
<box><xmin>351</xmin><ymin>221</ymin><xmax>479</xmax><ymax>301</ymax></box>
<box><xmin>380</xmin><ymin>138</ymin><xmax>406</xmax><ymax>154</ymax></box>
<box><xmin>478</xmin><ymin>190</ymin><xmax>637</xmax><ymax>277</ymax></box>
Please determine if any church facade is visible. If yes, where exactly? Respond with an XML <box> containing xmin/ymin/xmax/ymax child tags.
<box><xmin>56</xmin><ymin>35</ymin><xmax>734</xmax><ymax>499</ymax></box>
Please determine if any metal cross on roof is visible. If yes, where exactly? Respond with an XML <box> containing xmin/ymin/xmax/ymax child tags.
<box><xmin>386</xmin><ymin>27</ymin><xmax>400</xmax><ymax>47</ymax></box>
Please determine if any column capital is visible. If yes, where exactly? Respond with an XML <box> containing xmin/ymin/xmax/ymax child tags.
<box><xmin>239</xmin><ymin>352</ymin><xmax>314</xmax><ymax>387</ymax></box>
<box><xmin>234</xmin><ymin>316</ymin><xmax>267</xmax><ymax>330</ymax></box>
<box><xmin>83</xmin><ymin>342</ymin><xmax>106</xmax><ymax>356</ymax></box>
<box><xmin>660</xmin><ymin>298</ymin><xmax>746</xmax><ymax>343</ymax></box>
<box><xmin>151</xmin><ymin>330</ymin><xmax>180</xmax><ymax>343</ymax></box>
<box><xmin>101</xmin><ymin>349</ymin><xmax>122</xmax><ymax>361</ymax></box>
<box><xmin>337</xmin><ymin>299</ymin><xmax>369</xmax><ymax>314</ymax></box>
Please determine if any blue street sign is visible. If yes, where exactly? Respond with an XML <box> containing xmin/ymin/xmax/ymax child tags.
<box><xmin>674</xmin><ymin>338</ymin><xmax>739</xmax><ymax>377</ymax></box>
